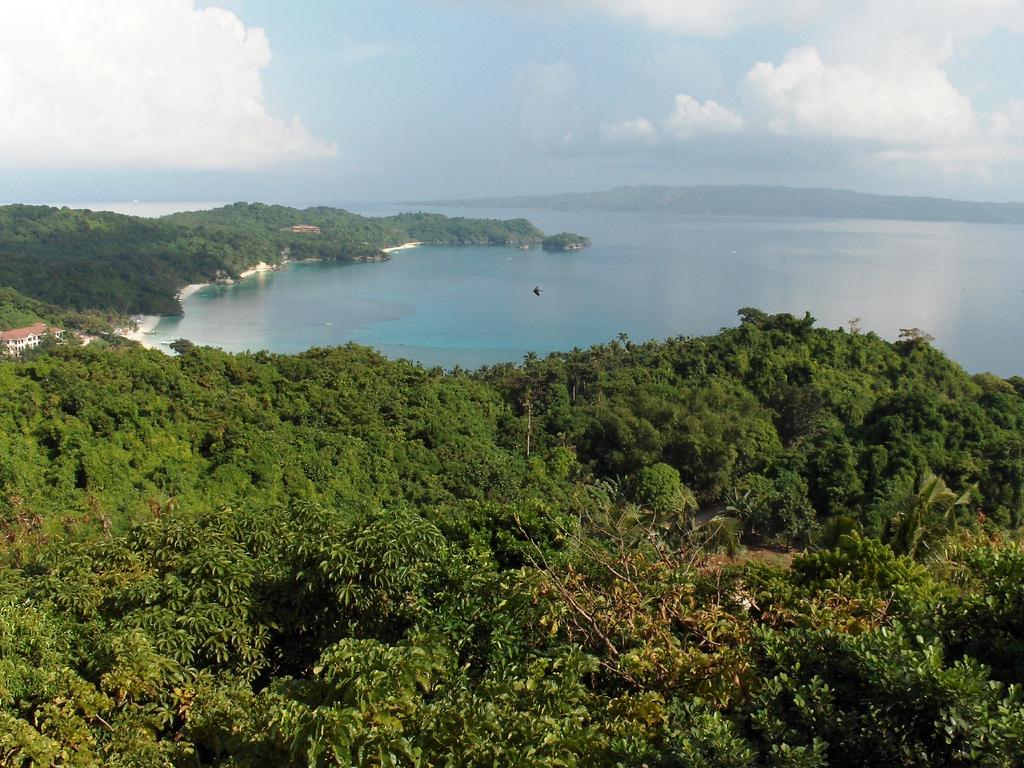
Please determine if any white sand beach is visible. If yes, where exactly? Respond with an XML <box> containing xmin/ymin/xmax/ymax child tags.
<box><xmin>239</xmin><ymin>261</ymin><xmax>277</xmax><ymax>278</ymax></box>
<box><xmin>381</xmin><ymin>241</ymin><xmax>424</xmax><ymax>254</ymax></box>
<box><xmin>115</xmin><ymin>264</ymin><xmax>277</xmax><ymax>352</ymax></box>
<box><xmin>118</xmin><ymin>315</ymin><xmax>165</xmax><ymax>351</ymax></box>
<box><xmin>176</xmin><ymin>283</ymin><xmax>209</xmax><ymax>302</ymax></box>
<box><xmin>115</xmin><ymin>264</ymin><xmax>280</xmax><ymax>352</ymax></box>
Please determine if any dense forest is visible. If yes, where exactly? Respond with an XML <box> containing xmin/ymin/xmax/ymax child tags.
<box><xmin>0</xmin><ymin>286</ymin><xmax>118</xmax><ymax>336</ymax></box>
<box><xmin>541</xmin><ymin>233</ymin><xmax>592</xmax><ymax>252</ymax></box>
<box><xmin>1</xmin><ymin>310</ymin><xmax>1023</xmax><ymax>765</ymax></box>
<box><xmin>0</xmin><ymin>204</ymin><xmax>544</xmax><ymax>317</ymax></box>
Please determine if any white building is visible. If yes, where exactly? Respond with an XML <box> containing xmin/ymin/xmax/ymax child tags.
<box><xmin>0</xmin><ymin>323</ymin><xmax>62</xmax><ymax>355</ymax></box>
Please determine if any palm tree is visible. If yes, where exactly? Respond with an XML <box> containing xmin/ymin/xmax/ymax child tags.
<box><xmin>690</xmin><ymin>514</ymin><xmax>743</xmax><ymax>557</ymax></box>
<box><xmin>887</xmin><ymin>472</ymin><xmax>971</xmax><ymax>559</ymax></box>
<box><xmin>577</xmin><ymin>477</ymin><xmax>740</xmax><ymax>556</ymax></box>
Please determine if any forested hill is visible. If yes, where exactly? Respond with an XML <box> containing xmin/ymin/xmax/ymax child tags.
<box><xmin>0</xmin><ymin>285</ymin><xmax>117</xmax><ymax>335</ymax></box>
<box><xmin>5</xmin><ymin>309</ymin><xmax>1022</xmax><ymax>538</ymax></box>
<box><xmin>1</xmin><ymin>311</ymin><xmax>1023</xmax><ymax>764</ymax></box>
<box><xmin>421</xmin><ymin>184</ymin><xmax>1024</xmax><ymax>224</ymax></box>
<box><xmin>0</xmin><ymin>203</ymin><xmax>544</xmax><ymax>316</ymax></box>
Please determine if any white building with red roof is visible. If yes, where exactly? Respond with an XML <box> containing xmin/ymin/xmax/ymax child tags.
<box><xmin>0</xmin><ymin>322</ymin><xmax>62</xmax><ymax>355</ymax></box>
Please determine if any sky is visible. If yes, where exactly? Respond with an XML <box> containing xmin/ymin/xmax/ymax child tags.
<box><xmin>3</xmin><ymin>0</ymin><xmax>1024</xmax><ymax>206</ymax></box>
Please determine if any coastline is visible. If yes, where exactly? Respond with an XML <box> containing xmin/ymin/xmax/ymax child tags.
<box><xmin>119</xmin><ymin>314</ymin><xmax>165</xmax><ymax>351</ymax></box>
<box><xmin>239</xmin><ymin>261</ymin><xmax>277</xmax><ymax>278</ymax></box>
<box><xmin>116</xmin><ymin>263</ymin><xmax>281</xmax><ymax>350</ymax></box>
<box><xmin>382</xmin><ymin>241</ymin><xmax>424</xmax><ymax>254</ymax></box>
<box><xmin>177</xmin><ymin>283</ymin><xmax>209</xmax><ymax>302</ymax></box>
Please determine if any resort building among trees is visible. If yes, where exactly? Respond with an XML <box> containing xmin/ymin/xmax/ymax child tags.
<box><xmin>0</xmin><ymin>322</ymin><xmax>62</xmax><ymax>355</ymax></box>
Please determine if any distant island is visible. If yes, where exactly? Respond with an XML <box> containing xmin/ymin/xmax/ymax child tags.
<box><xmin>0</xmin><ymin>203</ymin><xmax>564</xmax><ymax>322</ymax></box>
<box><xmin>415</xmin><ymin>184</ymin><xmax>1024</xmax><ymax>225</ymax></box>
<box><xmin>542</xmin><ymin>232</ymin><xmax>591</xmax><ymax>252</ymax></box>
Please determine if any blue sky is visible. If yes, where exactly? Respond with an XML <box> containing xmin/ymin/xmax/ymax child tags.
<box><xmin>3</xmin><ymin>0</ymin><xmax>1024</xmax><ymax>205</ymax></box>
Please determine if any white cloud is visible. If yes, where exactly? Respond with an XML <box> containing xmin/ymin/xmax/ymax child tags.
<box><xmin>601</xmin><ymin>95</ymin><xmax>742</xmax><ymax>148</ymax></box>
<box><xmin>601</xmin><ymin>118</ymin><xmax>658</xmax><ymax>145</ymax></box>
<box><xmin>463</xmin><ymin>0</ymin><xmax>1024</xmax><ymax>180</ymax></box>
<box><xmin>740</xmin><ymin>41</ymin><xmax>1024</xmax><ymax>180</ymax></box>
<box><xmin>986</xmin><ymin>99</ymin><xmax>1024</xmax><ymax>140</ymax></box>
<box><xmin>664</xmin><ymin>95</ymin><xmax>743</xmax><ymax>139</ymax></box>
<box><xmin>820</xmin><ymin>1</ymin><xmax>1024</xmax><ymax>68</ymax></box>
<box><xmin>515</xmin><ymin>62</ymin><xmax>581</xmax><ymax>149</ymax></box>
<box><xmin>743</xmin><ymin>47</ymin><xmax>976</xmax><ymax>144</ymax></box>
<box><xmin>0</xmin><ymin>0</ymin><xmax>336</xmax><ymax>170</ymax></box>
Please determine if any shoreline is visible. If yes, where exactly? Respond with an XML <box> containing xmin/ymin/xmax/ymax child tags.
<box><xmin>176</xmin><ymin>283</ymin><xmax>209</xmax><ymax>302</ymax></box>
<box><xmin>116</xmin><ymin>262</ymin><xmax>285</xmax><ymax>351</ymax></box>
<box><xmin>382</xmin><ymin>241</ymin><xmax>424</xmax><ymax>254</ymax></box>
<box><xmin>119</xmin><ymin>314</ymin><xmax>166</xmax><ymax>352</ymax></box>
<box><xmin>239</xmin><ymin>261</ymin><xmax>277</xmax><ymax>278</ymax></box>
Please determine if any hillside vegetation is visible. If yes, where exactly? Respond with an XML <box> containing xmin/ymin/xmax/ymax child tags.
<box><xmin>0</xmin><ymin>286</ymin><xmax>118</xmax><ymax>335</ymax></box>
<box><xmin>0</xmin><ymin>203</ymin><xmax>544</xmax><ymax>317</ymax></box>
<box><xmin>1</xmin><ymin>311</ymin><xmax>1023</xmax><ymax>765</ymax></box>
<box><xmin>541</xmin><ymin>232</ymin><xmax>591</xmax><ymax>251</ymax></box>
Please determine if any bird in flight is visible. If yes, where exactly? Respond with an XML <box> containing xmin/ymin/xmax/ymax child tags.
<box><xmin>533</xmin><ymin>286</ymin><xmax>542</xmax><ymax>296</ymax></box>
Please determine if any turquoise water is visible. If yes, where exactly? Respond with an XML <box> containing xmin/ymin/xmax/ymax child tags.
<box><xmin>148</xmin><ymin>208</ymin><xmax>1024</xmax><ymax>375</ymax></box>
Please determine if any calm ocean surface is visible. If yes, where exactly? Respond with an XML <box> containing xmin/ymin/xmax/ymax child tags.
<box><xmin>146</xmin><ymin>206</ymin><xmax>1024</xmax><ymax>376</ymax></box>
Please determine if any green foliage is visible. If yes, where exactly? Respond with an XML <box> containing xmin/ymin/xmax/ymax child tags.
<box><xmin>0</xmin><ymin>286</ymin><xmax>115</xmax><ymax>335</ymax></box>
<box><xmin>936</xmin><ymin>534</ymin><xmax>1024</xmax><ymax>685</ymax></box>
<box><xmin>0</xmin><ymin>203</ymin><xmax>547</xmax><ymax>315</ymax></box>
<box><xmin>727</xmin><ymin>470</ymin><xmax>815</xmax><ymax>546</ymax></box>
<box><xmin>663</xmin><ymin>699</ymin><xmax>761</xmax><ymax>767</ymax></box>
<box><xmin>0</xmin><ymin>313</ymin><xmax>1020</xmax><ymax>764</ymax></box>
<box><xmin>745</xmin><ymin>625</ymin><xmax>1024</xmax><ymax>766</ymax></box>
<box><xmin>1</xmin><ymin>493</ymin><xmax>1023</xmax><ymax>765</ymax></box>
<box><xmin>793</xmin><ymin>532</ymin><xmax>928</xmax><ymax>596</ymax></box>
<box><xmin>886</xmin><ymin>473</ymin><xmax>972</xmax><ymax>559</ymax></box>
<box><xmin>628</xmin><ymin>462</ymin><xmax>694</xmax><ymax>516</ymax></box>
<box><xmin>541</xmin><ymin>232</ymin><xmax>591</xmax><ymax>251</ymax></box>
<box><xmin>478</xmin><ymin>309</ymin><xmax>1024</xmax><ymax>534</ymax></box>
<box><xmin>168</xmin><ymin>339</ymin><xmax>195</xmax><ymax>355</ymax></box>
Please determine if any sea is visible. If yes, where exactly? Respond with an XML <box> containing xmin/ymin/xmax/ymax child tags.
<box><xmin>116</xmin><ymin>204</ymin><xmax>1024</xmax><ymax>376</ymax></box>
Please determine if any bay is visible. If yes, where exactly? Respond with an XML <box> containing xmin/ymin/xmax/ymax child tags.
<box><xmin>146</xmin><ymin>206</ymin><xmax>1024</xmax><ymax>376</ymax></box>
